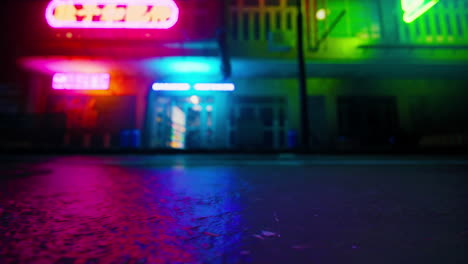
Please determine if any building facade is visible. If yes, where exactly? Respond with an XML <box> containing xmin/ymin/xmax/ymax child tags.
<box><xmin>2</xmin><ymin>0</ymin><xmax>468</xmax><ymax>151</ymax></box>
<box><xmin>228</xmin><ymin>0</ymin><xmax>468</xmax><ymax>151</ymax></box>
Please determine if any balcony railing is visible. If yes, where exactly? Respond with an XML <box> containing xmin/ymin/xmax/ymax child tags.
<box><xmin>230</xmin><ymin>0</ymin><xmax>298</xmax><ymax>42</ymax></box>
<box><xmin>229</xmin><ymin>0</ymin><xmax>468</xmax><ymax>57</ymax></box>
<box><xmin>395</xmin><ymin>1</ymin><xmax>468</xmax><ymax>44</ymax></box>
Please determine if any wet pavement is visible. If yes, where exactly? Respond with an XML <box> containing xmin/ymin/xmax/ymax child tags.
<box><xmin>0</xmin><ymin>155</ymin><xmax>467</xmax><ymax>264</ymax></box>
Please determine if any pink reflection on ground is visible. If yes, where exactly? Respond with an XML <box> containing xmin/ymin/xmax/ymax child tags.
<box><xmin>0</xmin><ymin>159</ymin><xmax>209</xmax><ymax>263</ymax></box>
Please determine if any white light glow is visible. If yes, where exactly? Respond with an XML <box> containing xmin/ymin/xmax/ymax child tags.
<box><xmin>193</xmin><ymin>83</ymin><xmax>235</xmax><ymax>91</ymax></box>
<box><xmin>316</xmin><ymin>9</ymin><xmax>327</xmax><ymax>20</ymax></box>
<box><xmin>152</xmin><ymin>83</ymin><xmax>190</xmax><ymax>91</ymax></box>
<box><xmin>189</xmin><ymin>95</ymin><xmax>200</xmax><ymax>105</ymax></box>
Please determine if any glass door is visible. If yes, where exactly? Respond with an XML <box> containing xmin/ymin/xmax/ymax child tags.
<box><xmin>184</xmin><ymin>96</ymin><xmax>214</xmax><ymax>149</ymax></box>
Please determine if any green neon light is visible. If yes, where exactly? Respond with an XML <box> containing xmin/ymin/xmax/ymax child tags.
<box><xmin>401</xmin><ymin>0</ymin><xmax>439</xmax><ymax>23</ymax></box>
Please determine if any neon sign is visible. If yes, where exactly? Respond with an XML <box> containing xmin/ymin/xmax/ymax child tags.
<box><xmin>402</xmin><ymin>0</ymin><xmax>439</xmax><ymax>23</ymax></box>
<box><xmin>53</xmin><ymin>73</ymin><xmax>110</xmax><ymax>90</ymax></box>
<box><xmin>46</xmin><ymin>0</ymin><xmax>179</xmax><ymax>29</ymax></box>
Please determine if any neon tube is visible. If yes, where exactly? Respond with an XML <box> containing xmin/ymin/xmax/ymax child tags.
<box><xmin>152</xmin><ymin>83</ymin><xmax>191</xmax><ymax>91</ymax></box>
<box><xmin>45</xmin><ymin>0</ymin><xmax>179</xmax><ymax>29</ymax></box>
<box><xmin>402</xmin><ymin>0</ymin><xmax>439</xmax><ymax>23</ymax></box>
<box><xmin>193</xmin><ymin>83</ymin><xmax>235</xmax><ymax>91</ymax></box>
<box><xmin>52</xmin><ymin>73</ymin><xmax>110</xmax><ymax>90</ymax></box>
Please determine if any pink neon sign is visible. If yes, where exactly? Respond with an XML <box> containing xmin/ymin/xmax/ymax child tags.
<box><xmin>53</xmin><ymin>73</ymin><xmax>110</xmax><ymax>90</ymax></box>
<box><xmin>45</xmin><ymin>0</ymin><xmax>179</xmax><ymax>29</ymax></box>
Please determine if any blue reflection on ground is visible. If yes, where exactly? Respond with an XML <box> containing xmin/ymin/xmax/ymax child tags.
<box><xmin>0</xmin><ymin>157</ymin><xmax>245</xmax><ymax>263</ymax></box>
<box><xmin>1</xmin><ymin>155</ymin><xmax>467</xmax><ymax>264</ymax></box>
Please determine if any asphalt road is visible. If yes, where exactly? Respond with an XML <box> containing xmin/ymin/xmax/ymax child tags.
<box><xmin>1</xmin><ymin>155</ymin><xmax>467</xmax><ymax>264</ymax></box>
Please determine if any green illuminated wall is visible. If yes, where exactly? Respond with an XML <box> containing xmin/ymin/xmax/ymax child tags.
<box><xmin>231</xmin><ymin>76</ymin><xmax>468</xmax><ymax>149</ymax></box>
<box><xmin>402</xmin><ymin>0</ymin><xmax>440</xmax><ymax>23</ymax></box>
<box><xmin>229</xmin><ymin>0</ymin><xmax>468</xmax><ymax>61</ymax></box>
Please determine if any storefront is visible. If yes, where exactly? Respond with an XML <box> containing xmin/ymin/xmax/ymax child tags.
<box><xmin>15</xmin><ymin>0</ymin><xmax>234</xmax><ymax>150</ymax></box>
<box><xmin>147</xmin><ymin>83</ymin><xmax>234</xmax><ymax>150</ymax></box>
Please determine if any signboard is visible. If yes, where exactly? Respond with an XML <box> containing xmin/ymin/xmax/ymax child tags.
<box><xmin>46</xmin><ymin>0</ymin><xmax>179</xmax><ymax>29</ymax></box>
<box><xmin>52</xmin><ymin>73</ymin><xmax>110</xmax><ymax>90</ymax></box>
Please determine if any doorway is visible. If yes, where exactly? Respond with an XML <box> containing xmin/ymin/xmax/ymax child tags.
<box><xmin>149</xmin><ymin>95</ymin><xmax>215</xmax><ymax>149</ymax></box>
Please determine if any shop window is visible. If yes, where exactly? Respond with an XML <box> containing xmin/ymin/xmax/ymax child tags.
<box><xmin>187</xmin><ymin>108</ymin><xmax>201</xmax><ymax>127</ymax></box>
<box><xmin>231</xmin><ymin>96</ymin><xmax>287</xmax><ymax>149</ymax></box>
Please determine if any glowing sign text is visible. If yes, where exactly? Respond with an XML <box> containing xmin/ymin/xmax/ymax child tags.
<box><xmin>46</xmin><ymin>0</ymin><xmax>179</xmax><ymax>29</ymax></box>
<box><xmin>53</xmin><ymin>73</ymin><xmax>110</xmax><ymax>90</ymax></box>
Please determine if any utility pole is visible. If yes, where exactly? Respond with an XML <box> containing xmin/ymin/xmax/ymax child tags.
<box><xmin>296</xmin><ymin>0</ymin><xmax>310</xmax><ymax>151</ymax></box>
<box><xmin>218</xmin><ymin>0</ymin><xmax>231</xmax><ymax>80</ymax></box>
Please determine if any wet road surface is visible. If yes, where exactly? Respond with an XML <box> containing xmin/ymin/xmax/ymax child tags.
<box><xmin>0</xmin><ymin>155</ymin><xmax>467</xmax><ymax>263</ymax></box>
